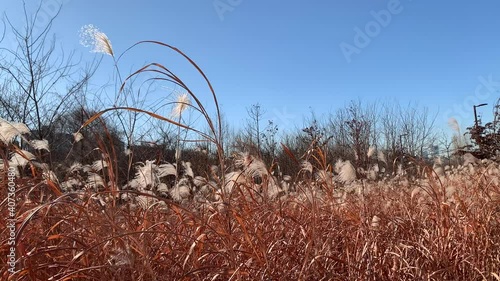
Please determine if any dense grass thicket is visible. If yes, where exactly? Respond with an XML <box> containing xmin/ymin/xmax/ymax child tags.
<box><xmin>1</xmin><ymin>146</ymin><xmax>499</xmax><ymax>280</ymax></box>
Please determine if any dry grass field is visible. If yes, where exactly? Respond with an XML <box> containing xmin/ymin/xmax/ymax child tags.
<box><xmin>1</xmin><ymin>150</ymin><xmax>499</xmax><ymax>280</ymax></box>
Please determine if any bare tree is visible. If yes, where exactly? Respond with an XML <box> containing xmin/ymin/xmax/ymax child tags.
<box><xmin>328</xmin><ymin>107</ymin><xmax>351</xmax><ymax>160</ymax></box>
<box><xmin>326</xmin><ymin>100</ymin><xmax>377</xmax><ymax>170</ymax></box>
<box><xmin>244</xmin><ymin>103</ymin><xmax>265</xmax><ymax>153</ymax></box>
<box><xmin>398</xmin><ymin>103</ymin><xmax>437</xmax><ymax>159</ymax></box>
<box><xmin>0</xmin><ymin>2</ymin><xmax>98</xmax><ymax>142</ymax></box>
<box><xmin>436</xmin><ymin>131</ymin><xmax>458</xmax><ymax>166</ymax></box>
<box><xmin>345</xmin><ymin>101</ymin><xmax>375</xmax><ymax>168</ymax></box>
<box><xmin>380</xmin><ymin>102</ymin><xmax>404</xmax><ymax>161</ymax></box>
<box><xmin>261</xmin><ymin>120</ymin><xmax>279</xmax><ymax>163</ymax></box>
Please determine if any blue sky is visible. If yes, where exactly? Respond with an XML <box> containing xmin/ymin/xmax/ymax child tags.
<box><xmin>2</xmin><ymin>0</ymin><xmax>499</xmax><ymax>134</ymax></box>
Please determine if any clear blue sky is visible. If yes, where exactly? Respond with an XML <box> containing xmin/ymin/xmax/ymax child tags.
<box><xmin>2</xmin><ymin>0</ymin><xmax>499</xmax><ymax>134</ymax></box>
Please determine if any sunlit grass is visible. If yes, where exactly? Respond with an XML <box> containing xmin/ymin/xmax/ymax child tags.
<box><xmin>1</xmin><ymin>163</ymin><xmax>499</xmax><ymax>280</ymax></box>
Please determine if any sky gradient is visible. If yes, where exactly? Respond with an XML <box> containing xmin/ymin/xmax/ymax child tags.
<box><xmin>1</xmin><ymin>0</ymin><xmax>499</xmax><ymax>134</ymax></box>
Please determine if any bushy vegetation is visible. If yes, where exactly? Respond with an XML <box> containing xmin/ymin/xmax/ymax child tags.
<box><xmin>465</xmin><ymin>101</ymin><xmax>500</xmax><ymax>160</ymax></box>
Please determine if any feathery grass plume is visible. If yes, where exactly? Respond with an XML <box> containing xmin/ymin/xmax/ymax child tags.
<box><xmin>266</xmin><ymin>177</ymin><xmax>283</xmax><ymax>199</ymax></box>
<box><xmin>82</xmin><ymin>164</ymin><xmax>92</xmax><ymax>173</ymax></box>
<box><xmin>486</xmin><ymin>163</ymin><xmax>499</xmax><ymax>176</ymax></box>
<box><xmin>280</xmin><ymin>177</ymin><xmax>291</xmax><ymax>192</ymax></box>
<box><xmin>300</xmin><ymin>160</ymin><xmax>313</xmax><ymax>174</ymax></box>
<box><xmin>73</xmin><ymin>132</ymin><xmax>84</xmax><ymax>142</ymax></box>
<box><xmin>0</xmin><ymin>118</ymin><xmax>30</xmax><ymax>145</ymax></box>
<box><xmin>377</xmin><ymin>151</ymin><xmax>387</xmax><ymax>164</ymax></box>
<box><xmin>79</xmin><ymin>24</ymin><xmax>114</xmax><ymax>56</ymax></box>
<box><xmin>171</xmin><ymin>92</ymin><xmax>191</xmax><ymax>118</ymax></box>
<box><xmin>182</xmin><ymin>161</ymin><xmax>194</xmax><ymax>178</ymax></box>
<box><xmin>396</xmin><ymin>164</ymin><xmax>404</xmax><ymax>176</ymax></box>
<box><xmin>171</xmin><ymin>92</ymin><xmax>191</xmax><ymax>182</ymax></box>
<box><xmin>9</xmin><ymin>150</ymin><xmax>36</xmax><ymax>167</ymax></box>
<box><xmin>210</xmin><ymin>165</ymin><xmax>219</xmax><ymax>178</ymax></box>
<box><xmin>410</xmin><ymin>186</ymin><xmax>421</xmax><ymax>200</ymax></box>
<box><xmin>43</xmin><ymin>170</ymin><xmax>59</xmax><ymax>184</ymax></box>
<box><xmin>337</xmin><ymin>160</ymin><xmax>356</xmax><ymax>183</ymax></box>
<box><xmin>234</xmin><ymin>152</ymin><xmax>267</xmax><ymax>178</ymax></box>
<box><xmin>371</xmin><ymin>215</ymin><xmax>381</xmax><ymax>228</ymax></box>
<box><xmin>157</xmin><ymin>183</ymin><xmax>169</xmax><ymax>193</ymax></box>
<box><xmin>30</xmin><ymin>139</ymin><xmax>50</xmax><ymax>151</ymax></box>
<box><xmin>134</xmin><ymin>160</ymin><xmax>159</xmax><ymax>189</ymax></box>
<box><xmin>92</xmin><ymin>160</ymin><xmax>108</xmax><ymax>172</ymax></box>
<box><xmin>86</xmin><ymin>172</ymin><xmax>105</xmax><ymax>189</ymax></box>
<box><xmin>368</xmin><ymin>164</ymin><xmax>379</xmax><ymax>180</ymax></box>
<box><xmin>170</xmin><ymin>178</ymin><xmax>192</xmax><ymax>202</ymax></box>
<box><xmin>445</xmin><ymin>185</ymin><xmax>457</xmax><ymax>199</ymax></box>
<box><xmin>69</xmin><ymin>162</ymin><xmax>83</xmax><ymax>173</ymax></box>
<box><xmin>434</xmin><ymin>157</ymin><xmax>442</xmax><ymax>166</ymax></box>
<box><xmin>135</xmin><ymin>193</ymin><xmax>158</xmax><ymax>210</ymax></box>
<box><xmin>448</xmin><ymin>117</ymin><xmax>466</xmax><ymax>149</ymax></box>
<box><xmin>468</xmin><ymin>164</ymin><xmax>476</xmax><ymax>174</ymax></box>
<box><xmin>199</xmin><ymin>181</ymin><xmax>217</xmax><ymax>198</ymax></box>
<box><xmin>193</xmin><ymin>176</ymin><xmax>207</xmax><ymax>188</ymax></box>
<box><xmin>315</xmin><ymin>169</ymin><xmax>333</xmax><ymax>184</ymax></box>
<box><xmin>157</xmin><ymin>163</ymin><xmax>176</xmax><ymax>178</ymax></box>
<box><xmin>448</xmin><ymin>117</ymin><xmax>460</xmax><ymax>132</ymax></box>
<box><xmin>334</xmin><ymin>158</ymin><xmax>344</xmax><ymax>174</ymax></box>
<box><xmin>433</xmin><ymin>158</ymin><xmax>444</xmax><ymax>177</ymax></box>
<box><xmin>175</xmin><ymin>147</ymin><xmax>181</xmax><ymax>162</ymax></box>
<box><xmin>124</xmin><ymin>178</ymin><xmax>140</xmax><ymax>190</ymax></box>
<box><xmin>222</xmin><ymin>170</ymin><xmax>245</xmax><ymax>195</ymax></box>
<box><xmin>234</xmin><ymin>152</ymin><xmax>253</xmax><ymax>170</ymax></box>
<box><xmin>247</xmin><ymin>158</ymin><xmax>268</xmax><ymax>178</ymax></box>
<box><xmin>463</xmin><ymin>153</ymin><xmax>478</xmax><ymax>166</ymax></box>
<box><xmin>60</xmin><ymin>178</ymin><xmax>82</xmax><ymax>191</ymax></box>
<box><xmin>367</xmin><ymin>146</ymin><xmax>376</xmax><ymax>158</ymax></box>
